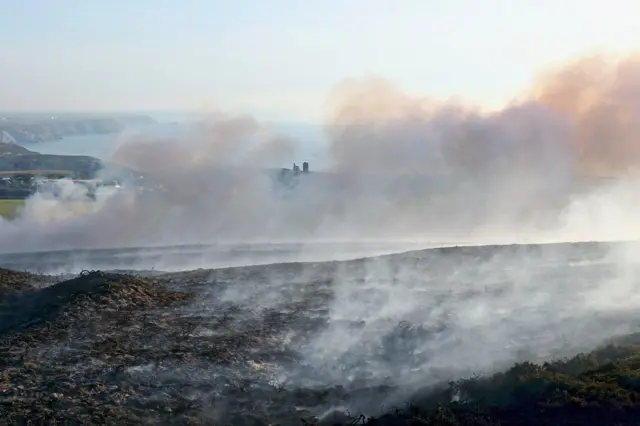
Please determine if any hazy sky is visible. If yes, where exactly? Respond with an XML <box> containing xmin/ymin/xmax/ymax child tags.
<box><xmin>1</xmin><ymin>0</ymin><xmax>638</xmax><ymax>122</ymax></box>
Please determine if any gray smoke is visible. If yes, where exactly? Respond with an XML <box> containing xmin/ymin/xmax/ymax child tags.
<box><xmin>3</xmin><ymin>52</ymin><xmax>640</xmax><ymax>252</ymax></box>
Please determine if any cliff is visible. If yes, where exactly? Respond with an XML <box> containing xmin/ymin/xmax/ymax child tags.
<box><xmin>0</xmin><ymin>114</ymin><xmax>156</xmax><ymax>144</ymax></box>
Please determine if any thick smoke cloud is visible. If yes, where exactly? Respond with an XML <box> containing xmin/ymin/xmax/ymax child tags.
<box><xmin>531</xmin><ymin>53</ymin><xmax>640</xmax><ymax>174</ymax></box>
<box><xmin>320</xmin><ymin>51</ymin><xmax>640</xmax><ymax>240</ymax></box>
<box><xmin>322</xmin><ymin>77</ymin><xmax>575</xmax><ymax>237</ymax></box>
<box><xmin>327</xmin><ymin>52</ymin><xmax>640</xmax><ymax>178</ymax></box>
<box><xmin>2</xmin><ymin>51</ymin><xmax>640</xmax><ymax>254</ymax></box>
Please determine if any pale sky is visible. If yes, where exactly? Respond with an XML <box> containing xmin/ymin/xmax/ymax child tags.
<box><xmin>1</xmin><ymin>0</ymin><xmax>639</xmax><ymax>122</ymax></box>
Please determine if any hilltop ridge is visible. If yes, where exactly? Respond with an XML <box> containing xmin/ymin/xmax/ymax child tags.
<box><xmin>0</xmin><ymin>142</ymin><xmax>35</xmax><ymax>155</ymax></box>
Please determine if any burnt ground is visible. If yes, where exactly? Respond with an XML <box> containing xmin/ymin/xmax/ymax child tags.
<box><xmin>3</xmin><ymin>242</ymin><xmax>640</xmax><ymax>424</ymax></box>
<box><xmin>0</xmin><ymin>268</ymin><xmax>56</xmax><ymax>297</ymax></box>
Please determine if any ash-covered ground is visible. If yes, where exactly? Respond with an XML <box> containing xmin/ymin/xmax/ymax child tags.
<box><xmin>3</xmin><ymin>241</ymin><xmax>640</xmax><ymax>425</ymax></box>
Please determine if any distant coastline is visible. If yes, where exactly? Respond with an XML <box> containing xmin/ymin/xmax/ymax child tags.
<box><xmin>0</xmin><ymin>113</ymin><xmax>157</xmax><ymax>144</ymax></box>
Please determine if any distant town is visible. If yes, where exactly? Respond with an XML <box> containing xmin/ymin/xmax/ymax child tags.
<box><xmin>0</xmin><ymin>160</ymin><xmax>315</xmax><ymax>201</ymax></box>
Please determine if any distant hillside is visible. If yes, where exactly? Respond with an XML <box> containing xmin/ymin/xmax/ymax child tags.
<box><xmin>0</xmin><ymin>153</ymin><xmax>102</xmax><ymax>178</ymax></box>
<box><xmin>0</xmin><ymin>114</ymin><xmax>157</xmax><ymax>144</ymax></box>
<box><xmin>0</xmin><ymin>142</ymin><xmax>36</xmax><ymax>155</ymax></box>
<box><xmin>114</xmin><ymin>115</ymin><xmax>157</xmax><ymax>126</ymax></box>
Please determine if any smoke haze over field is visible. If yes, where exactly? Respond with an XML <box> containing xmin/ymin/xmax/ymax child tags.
<box><xmin>3</xmin><ymin>51</ymin><xmax>640</xmax><ymax>253</ymax></box>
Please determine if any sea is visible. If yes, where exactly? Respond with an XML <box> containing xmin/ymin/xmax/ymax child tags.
<box><xmin>20</xmin><ymin>111</ymin><xmax>331</xmax><ymax>169</ymax></box>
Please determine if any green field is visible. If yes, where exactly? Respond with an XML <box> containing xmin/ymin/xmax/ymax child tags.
<box><xmin>0</xmin><ymin>199</ymin><xmax>99</xmax><ymax>220</ymax></box>
<box><xmin>0</xmin><ymin>170</ymin><xmax>74</xmax><ymax>176</ymax></box>
<box><xmin>0</xmin><ymin>199</ymin><xmax>24</xmax><ymax>220</ymax></box>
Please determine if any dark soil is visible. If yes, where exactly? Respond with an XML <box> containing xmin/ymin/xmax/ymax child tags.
<box><xmin>1</xmin><ymin>258</ymin><xmax>640</xmax><ymax>425</ymax></box>
<box><xmin>0</xmin><ymin>271</ymin><xmax>196</xmax><ymax>425</ymax></box>
<box><xmin>0</xmin><ymin>267</ymin><xmax>345</xmax><ymax>425</ymax></box>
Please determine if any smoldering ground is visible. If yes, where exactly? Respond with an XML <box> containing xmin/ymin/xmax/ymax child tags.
<box><xmin>4</xmin><ymin>51</ymin><xmax>640</xmax><ymax>422</ymax></box>
<box><xmin>10</xmin><ymin>240</ymin><xmax>640</xmax><ymax>423</ymax></box>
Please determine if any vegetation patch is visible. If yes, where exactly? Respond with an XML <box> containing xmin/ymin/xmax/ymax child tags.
<box><xmin>0</xmin><ymin>200</ymin><xmax>23</xmax><ymax>220</ymax></box>
<box><xmin>352</xmin><ymin>338</ymin><xmax>640</xmax><ymax>425</ymax></box>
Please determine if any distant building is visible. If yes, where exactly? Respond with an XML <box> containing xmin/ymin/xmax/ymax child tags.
<box><xmin>303</xmin><ymin>162</ymin><xmax>309</xmax><ymax>173</ymax></box>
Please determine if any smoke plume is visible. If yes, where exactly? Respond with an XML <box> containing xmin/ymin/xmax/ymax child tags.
<box><xmin>2</xmin><ymin>51</ymin><xmax>640</xmax><ymax>252</ymax></box>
